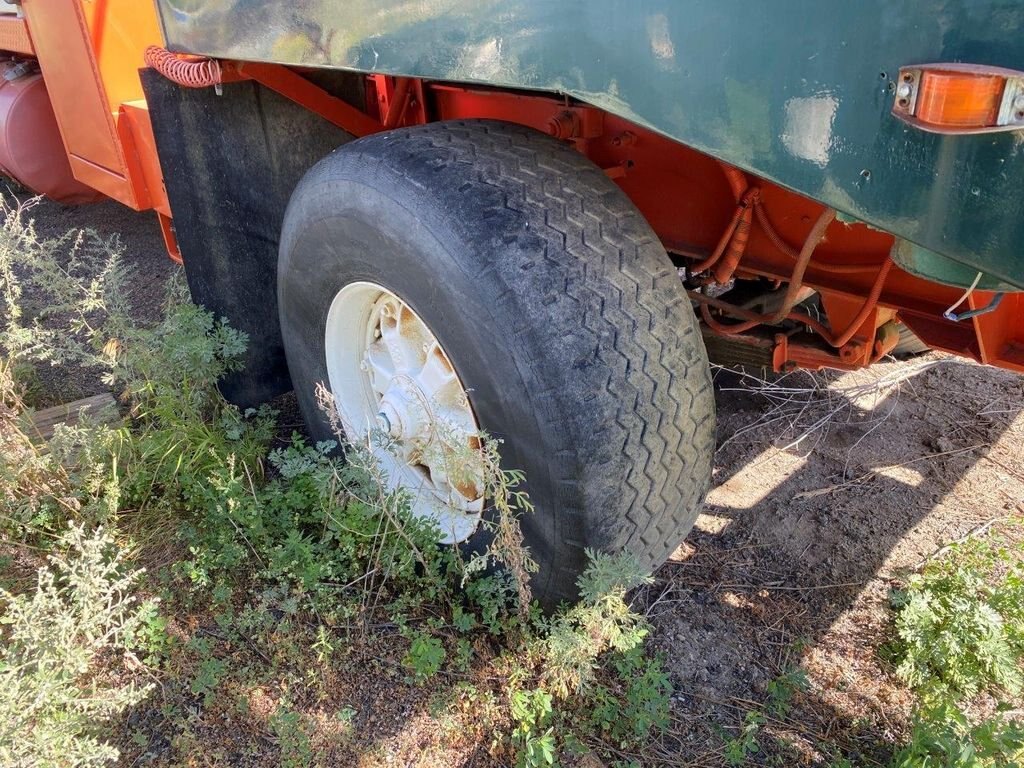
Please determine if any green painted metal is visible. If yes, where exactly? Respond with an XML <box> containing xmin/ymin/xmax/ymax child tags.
<box><xmin>892</xmin><ymin>240</ymin><xmax>1018</xmax><ymax>291</ymax></box>
<box><xmin>155</xmin><ymin>1</ymin><xmax>1024</xmax><ymax>289</ymax></box>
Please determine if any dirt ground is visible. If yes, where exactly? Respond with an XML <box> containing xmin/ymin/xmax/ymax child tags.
<box><xmin>645</xmin><ymin>356</ymin><xmax>1023</xmax><ymax>763</ymax></box>
<box><xmin>19</xmin><ymin>197</ymin><xmax>1024</xmax><ymax>765</ymax></box>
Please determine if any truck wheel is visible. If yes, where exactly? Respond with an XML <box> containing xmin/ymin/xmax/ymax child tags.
<box><xmin>278</xmin><ymin>120</ymin><xmax>715</xmax><ymax>606</ymax></box>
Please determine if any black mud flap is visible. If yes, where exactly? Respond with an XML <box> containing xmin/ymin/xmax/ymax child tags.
<box><xmin>141</xmin><ymin>69</ymin><xmax>356</xmax><ymax>407</ymax></box>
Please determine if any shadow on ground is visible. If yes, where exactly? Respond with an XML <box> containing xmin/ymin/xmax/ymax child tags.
<box><xmin>641</xmin><ymin>358</ymin><xmax>1023</xmax><ymax>764</ymax></box>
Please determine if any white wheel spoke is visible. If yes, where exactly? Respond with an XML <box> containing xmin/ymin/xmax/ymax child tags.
<box><xmin>379</xmin><ymin>319</ymin><xmax>417</xmax><ymax>374</ymax></box>
<box><xmin>364</xmin><ymin>340</ymin><xmax>395</xmax><ymax>396</ymax></box>
<box><xmin>416</xmin><ymin>342</ymin><xmax>459</xmax><ymax>401</ymax></box>
<box><xmin>433</xmin><ymin>400</ymin><xmax>478</xmax><ymax>439</ymax></box>
<box><xmin>419</xmin><ymin>452</ymin><xmax>483</xmax><ymax>507</ymax></box>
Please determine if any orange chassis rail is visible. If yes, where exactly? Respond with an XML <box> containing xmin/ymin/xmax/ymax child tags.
<box><xmin>5</xmin><ymin>0</ymin><xmax>1022</xmax><ymax>375</ymax></box>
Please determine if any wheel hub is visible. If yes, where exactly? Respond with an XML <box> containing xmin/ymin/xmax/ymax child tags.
<box><xmin>324</xmin><ymin>282</ymin><xmax>484</xmax><ymax>544</ymax></box>
<box><xmin>377</xmin><ymin>376</ymin><xmax>430</xmax><ymax>444</ymax></box>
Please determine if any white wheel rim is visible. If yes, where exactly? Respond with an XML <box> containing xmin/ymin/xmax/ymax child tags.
<box><xmin>325</xmin><ymin>281</ymin><xmax>484</xmax><ymax>544</ymax></box>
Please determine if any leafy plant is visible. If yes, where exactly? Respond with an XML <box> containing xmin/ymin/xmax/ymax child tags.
<box><xmin>269</xmin><ymin>705</ymin><xmax>314</xmax><ymax>768</ymax></box>
<box><xmin>891</xmin><ymin>699</ymin><xmax>1024</xmax><ymax>768</ymax></box>
<box><xmin>190</xmin><ymin>656</ymin><xmax>227</xmax><ymax>706</ymax></box>
<box><xmin>888</xmin><ymin>536</ymin><xmax>1024</xmax><ymax>768</ymax></box>
<box><xmin>724</xmin><ymin>710</ymin><xmax>765</xmax><ymax>766</ymax></box>
<box><xmin>542</xmin><ymin>549</ymin><xmax>652</xmax><ymax>697</ymax></box>
<box><xmin>585</xmin><ymin>646</ymin><xmax>671</xmax><ymax>747</ymax></box>
<box><xmin>511</xmin><ymin>688</ymin><xmax>558</xmax><ymax>768</ymax></box>
<box><xmin>403</xmin><ymin>631</ymin><xmax>446</xmax><ymax>683</ymax></box>
<box><xmin>766</xmin><ymin>665</ymin><xmax>810</xmax><ymax>717</ymax></box>
<box><xmin>890</xmin><ymin>545</ymin><xmax>1024</xmax><ymax>701</ymax></box>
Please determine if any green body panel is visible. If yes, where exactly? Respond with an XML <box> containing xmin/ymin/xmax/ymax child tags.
<box><xmin>156</xmin><ymin>1</ymin><xmax>1024</xmax><ymax>289</ymax></box>
<box><xmin>892</xmin><ymin>240</ymin><xmax>1019</xmax><ymax>292</ymax></box>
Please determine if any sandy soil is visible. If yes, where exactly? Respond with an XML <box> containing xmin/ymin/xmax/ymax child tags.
<box><xmin>18</xmin><ymin>197</ymin><xmax>1024</xmax><ymax>766</ymax></box>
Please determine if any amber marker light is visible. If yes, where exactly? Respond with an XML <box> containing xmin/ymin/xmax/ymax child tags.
<box><xmin>892</xmin><ymin>63</ymin><xmax>1024</xmax><ymax>134</ymax></box>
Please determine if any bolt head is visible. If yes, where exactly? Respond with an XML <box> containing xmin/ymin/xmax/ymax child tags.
<box><xmin>897</xmin><ymin>83</ymin><xmax>912</xmax><ymax>99</ymax></box>
<box><xmin>377</xmin><ymin>402</ymin><xmax>402</xmax><ymax>439</ymax></box>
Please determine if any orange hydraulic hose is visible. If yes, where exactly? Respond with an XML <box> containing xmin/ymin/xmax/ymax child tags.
<box><xmin>692</xmin><ymin>256</ymin><xmax>894</xmax><ymax>348</ymax></box>
<box><xmin>696</xmin><ymin>162</ymin><xmax>756</xmax><ymax>283</ymax></box>
<box><xmin>753</xmin><ymin>204</ymin><xmax>879</xmax><ymax>274</ymax></box>
<box><xmin>822</xmin><ymin>258</ymin><xmax>894</xmax><ymax>347</ymax></box>
<box><xmin>720</xmin><ymin>162</ymin><xmax>748</xmax><ymax>203</ymax></box>
<box><xmin>696</xmin><ymin>208</ymin><xmax>836</xmax><ymax>335</ymax></box>
<box><xmin>764</xmin><ymin>207</ymin><xmax>836</xmax><ymax>324</ymax></box>
<box><xmin>689</xmin><ymin>198</ymin><xmax>745</xmax><ymax>274</ymax></box>
<box><xmin>693</xmin><ymin>163</ymin><xmax>894</xmax><ymax>351</ymax></box>
<box><xmin>712</xmin><ymin>195</ymin><xmax>756</xmax><ymax>283</ymax></box>
<box><xmin>700</xmin><ymin>162</ymin><xmax>877</xmax><ymax>282</ymax></box>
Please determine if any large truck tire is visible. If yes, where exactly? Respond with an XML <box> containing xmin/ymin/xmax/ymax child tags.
<box><xmin>277</xmin><ymin>120</ymin><xmax>715</xmax><ymax>607</ymax></box>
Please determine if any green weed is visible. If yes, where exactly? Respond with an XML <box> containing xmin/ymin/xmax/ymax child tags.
<box><xmin>511</xmin><ymin>688</ymin><xmax>558</xmax><ymax>768</ymax></box>
<box><xmin>890</xmin><ymin>540</ymin><xmax>1024</xmax><ymax>702</ymax></box>
<box><xmin>584</xmin><ymin>646</ymin><xmax>671</xmax><ymax>747</ymax></box>
<box><xmin>724</xmin><ymin>710</ymin><xmax>765</xmax><ymax>766</ymax></box>
<box><xmin>269</xmin><ymin>705</ymin><xmax>314</xmax><ymax>768</ymax></box>
<box><xmin>888</xmin><ymin>534</ymin><xmax>1024</xmax><ymax>767</ymax></box>
<box><xmin>403</xmin><ymin>630</ymin><xmax>446</xmax><ymax>683</ymax></box>
<box><xmin>891</xmin><ymin>699</ymin><xmax>1024</xmax><ymax>768</ymax></box>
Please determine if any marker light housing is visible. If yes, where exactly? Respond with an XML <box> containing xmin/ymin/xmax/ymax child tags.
<box><xmin>892</xmin><ymin>63</ymin><xmax>1024</xmax><ymax>134</ymax></box>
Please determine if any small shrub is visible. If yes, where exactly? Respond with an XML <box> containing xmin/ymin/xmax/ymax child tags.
<box><xmin>0</xmin><ymin>200</ymin><xmax>132</xmax><ymax>375</ymax></box>
<box><xmin>269</xmin><ymin>705</ymin><xmax>314</xmax><ymax>768</ymax></box>
<box><xmin>177</xmin><ymin>434</ymin><xmax>449</xmax><ymax>613</ymax></box>
<box><xmin>542</xmin><ymin>549</ymin><xmax>652</xmax><ymax>697</ymax></box>
<box><xmin>584</xmin><ymin>646</ymin><xmax>671</xmax><ymax>747</ymax></box>
<box><xmin>766</xmin><ymin>665</ymin><xmax>810</xmax><ymax>717</ymax></box>
<box><xmin>511</xmin><ymin>688</ymin><xmax>558</xmax><ymax>768</ymax></box>
<box><xmin>0</xmin><ymin>524</ymin><xmax>154</xmax><ymax>767</ymax></box>
<box><xmin>890</xmin><ymin>541</ymin><xmax>1024</xmax><ymax>701</ymax></box>
<box><xmin>117</xmin><ymin>295</ymin><xmax>276</xmax><ymax>515</ymax></box>
<box><xmin>403</xmin><ymin>631</ymin><xmax>446</xmax><ymax>683</ymax></box>
<box><xmin>888</xmin><ymin>536</ymin><xmax>1024</xmax><ymax>768</ymax></box>
<box><xmin>724</xmin><ymin>710</ymin><xmax>765</xmax><ymax>766</ymax></box>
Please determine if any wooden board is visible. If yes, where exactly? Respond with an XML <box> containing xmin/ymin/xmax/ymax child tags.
<box><xmin>26</xmin><ymin>392</ymin><xmax>118</xmax><ymax>443</ymax></box>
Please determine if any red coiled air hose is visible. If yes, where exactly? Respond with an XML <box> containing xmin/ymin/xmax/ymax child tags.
<box><xmin>144</xmin><ymin>45</ymin><xmax>222</xmax><ymax>88</ymax></box>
